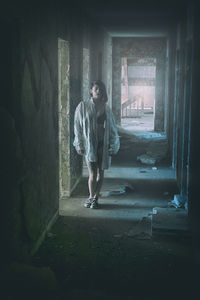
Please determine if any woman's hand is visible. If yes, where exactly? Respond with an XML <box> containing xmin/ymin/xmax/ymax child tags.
<box><xmin>108</xmin><ymin>149</ymin><xmax>114</xmax><ymax>156</ymax></box>
<box><xmin>77</xmin><ymin>149</ymin><xmax>84</xmax><ymax>155</ymax></box>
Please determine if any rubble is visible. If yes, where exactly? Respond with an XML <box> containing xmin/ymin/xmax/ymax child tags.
<box><xmin>137</xmin><ymin>153</ymin><xmax>156</xmax><ymax>165</ymax></box>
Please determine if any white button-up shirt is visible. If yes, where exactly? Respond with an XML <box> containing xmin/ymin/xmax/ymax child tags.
<box><xmin>73</xmin><ymin>98</ymin><xmax>120</xmax><ymax>169</ymax></box>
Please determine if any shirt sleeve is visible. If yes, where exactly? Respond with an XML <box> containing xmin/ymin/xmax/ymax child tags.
<box><xmin>73</xmin><ymin>102</ymin><xmax>84</xmax><ymax>151</ymax></box>
<box><xmin>109</xmin><ymin>109</ymin><xmax>120</xmax><ymax>155</ymax></box>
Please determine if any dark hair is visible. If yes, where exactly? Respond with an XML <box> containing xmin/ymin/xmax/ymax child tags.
<box><xmin>90</xmin><ymin>80</ymin><xmax>108</xmax><ymax>103</ymax></box>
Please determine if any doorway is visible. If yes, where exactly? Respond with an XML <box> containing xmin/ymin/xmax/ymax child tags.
<box><xmin>121</xmin><ymin>57</ymin><xmax>156</xmax><ymax>133</ymax></box>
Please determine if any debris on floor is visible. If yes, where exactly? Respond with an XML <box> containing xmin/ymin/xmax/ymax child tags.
<box><xmin>168</xmin><ymin>194</ymin><xmax>187</xmax><ymax>208</ymax></box>
<box><xmin>107</xmin><ymin>188</ymin><xmax>126</xmax><ymax>196</ymax></box>
<box><xmin>102</xmin><ymin>182</ymin><xmax>135</xmax><ymax>196</ymax></box>
<box><xmin>137</xmin><ymin>153</ymin><xmax>156</xmax><ymax>165</ymax></box>
<box><xmin>152</xmin><ymin>166</ymin><xmax>157</xmax><ymax>170</ymax></box>
<box><xmin>152</xmin><ymin>208</ymin><xmax>157</xmax><ymax>214</ymax></box>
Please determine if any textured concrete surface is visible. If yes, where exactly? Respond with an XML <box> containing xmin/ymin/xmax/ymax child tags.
<box><xmin>83</xmin><ymin>162</ymin><xmax>175</xmax><ymax>180</ymax></box>
<box><xmin>121</xmin><ymin>115</ymin><xmax>154</xmax><ymax>132</ymax></box>
<box><xmin>31</xmin><ymin>162</ymin><xmax>194</xmax><ymax>300</ymax></box>
<box><xmin>33</xmin><ymin>178</ymin><xmax>195</xmax><ymax>300</ymax></box>
<box><xmin>61</xmin><ymin>162</ymin><xmax>180</xmax><ymax>233</ymax></box>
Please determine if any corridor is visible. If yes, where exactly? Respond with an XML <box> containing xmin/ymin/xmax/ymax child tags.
<box><xmin>1</xmin><ymin>0</ymin><xmax>200</xmax><ymax>299</ymax></box>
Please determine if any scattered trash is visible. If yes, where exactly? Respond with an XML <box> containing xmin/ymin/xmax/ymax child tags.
<box><xmin>152</xmin><ymin>208</ymin><xmax>157</xmax><ymax>214</ymax></box>
<box><xmin>152</xmin><ymin>167</ymin><xmax>157</xmax><ymax>170</ymax></box>
<box><xmin>168</xmin><ymin>194</ymin><xmax>187</xmax><ymax>208</ymax></box>
<box><xmin>108</xmin><ymin>184</ymin><xmax>135</xmax><ymax>196</ymax></box>
<box><xmin>108</xmin><ymin>188</ymin><xmax>126</xmax><ymax>196</ymax></box>
<box><xmin>137</xmin><ymin>154</ymin><xmax>156</xmax><ymax>165</ymax></box>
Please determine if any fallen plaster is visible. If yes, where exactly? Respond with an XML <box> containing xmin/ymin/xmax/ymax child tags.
<box><xmin>101</xmin><ymin>182</ymin><xmax>135</xmax><ymax>197</ymax></box>
<box><xmin>137</xmin><ymin>153</ymin><xmax>156</xmax><ymax>165</ymax></box>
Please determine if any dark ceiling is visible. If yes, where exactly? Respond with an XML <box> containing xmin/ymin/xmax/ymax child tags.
<box><xmin>78</xmin><ymin>0</ymin><xmax>191</xmax><ymax>36</ymax></box>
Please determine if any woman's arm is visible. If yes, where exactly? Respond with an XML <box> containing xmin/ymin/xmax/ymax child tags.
<box><xmin>73</xmin><ymin>102</ymin><xmax>84</xmax><ymax>154</ymax></box>
<box><xmin>109</xmin><ymin>110</ymin><xmax>120</xmax><ymax>155</ymax></box>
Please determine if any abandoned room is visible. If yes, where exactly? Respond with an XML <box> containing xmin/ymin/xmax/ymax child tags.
<box><xmin>1</xmin><ymin>0</ymin><xmax>200</xmax><ymax>299</ymax></box>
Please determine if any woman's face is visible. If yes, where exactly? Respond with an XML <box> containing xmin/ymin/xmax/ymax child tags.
<box><xmin>90</xmin><ymin>84</ymin><xmax>103</xmax><ymax>101</ymax></box>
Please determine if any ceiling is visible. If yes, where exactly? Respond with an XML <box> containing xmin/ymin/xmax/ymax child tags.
<box><xmin>78</xmin><ymin>0</ymin><xmax>189</xmax><ymax>37</ymax></box>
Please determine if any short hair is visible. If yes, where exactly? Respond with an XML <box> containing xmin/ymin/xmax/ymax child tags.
<box><xmin>90</xmin><ymin>80</ymin><xmax>108</xmax><ymax>103</ymax></box>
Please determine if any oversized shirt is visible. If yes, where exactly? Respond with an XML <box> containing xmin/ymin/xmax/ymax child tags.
<box><xmin>73</xmin><ymin>98</ymin><xmax>120</xmax><ymax>169</ymax></box>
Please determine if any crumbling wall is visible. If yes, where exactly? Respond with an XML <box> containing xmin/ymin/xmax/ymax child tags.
<box><xmin>1</xmin><ymin>0</ymin><xmax>110</xmax><ymax>262</ymax></box>
<box><xmin>0</xmin><ymin>1</ymin><xmax>85</xmax><ymax>261</ymax></box>
<box><xmin>2</xmin><ymin>4</ymin><xmax>60</xmax><ymax>260</ymax></box>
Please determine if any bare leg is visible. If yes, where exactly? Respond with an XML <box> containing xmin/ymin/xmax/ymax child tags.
<box><xmin>93</xmin><ymin>143</ymin><xmax>105</xmax><ymax>200</ymax></box>
<box><xmin>94</xmin><ymin>168</ymin><xmax>104</xmax><ymax>199</ymax></box>
<box><xmin>85</xmin><ymin>159</ymin><xmax>97</xmax><ymax>198</ymax></box>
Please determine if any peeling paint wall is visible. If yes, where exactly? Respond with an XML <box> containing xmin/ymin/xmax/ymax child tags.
<box><xmin>0</xmin><ymin>2</ymin><xmax>86</xmax><ymax>260</ymax></box>
<box><xmin>6</xmin><ymin>4</ymin><xmax>60</xmax><ymax>259</ymax></box>
<box><xmin>1</xmin><ymin>0</ymin><xmax>111</xmax><ymax>261</ymax></box>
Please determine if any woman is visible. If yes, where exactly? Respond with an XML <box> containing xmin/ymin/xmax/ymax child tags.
<box><xmin>73</xmin><ymin>80</ymin><xmax>120</xmax><ymax>208</ymax></box>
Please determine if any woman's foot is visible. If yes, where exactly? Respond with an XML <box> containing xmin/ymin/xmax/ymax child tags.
<box><xmin>90</xmin><ymin>197</ymin><xmax>98</xmax><ymax>209</ymax></box>
<box><xmin>84</xmin><ymin>197</ymin><xmax>93</xmax><ymax>208</ymax></box>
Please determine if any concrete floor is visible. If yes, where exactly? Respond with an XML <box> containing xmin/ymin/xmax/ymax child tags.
<box><xmin>30</xmin><ymin>213</ymin><xmax>196</xmax><ymax>300</ymax></box>
<box><xmin>11</xmin><ymin>160</ymin><xmax>196</xmax><ymax>300</ymax></box>
<box><xmin>51</xmin><ymin>155</ymin><xmax>195</xmax><ymax>300</ymax></box>
<box><xmin>121</xmin><ymin>114</ymin><xmax>154</xmax><ymax>131</ymax></box>
<box><xmin>22</xmin><ymin>135</ymin><xmax>196</xmax><ymax>300</ymax></box>
<box><xmin>60</xmin><ymin>163</ymin><xmax>186</xmax><ymax>237</ymax></box>
<box><xmin>32</xmin><ymin>170</ymin><xmax>195</xmax><ymax>300</ymax></box>
<box><xmin>121</xmin><ymin>115</ymin><xmax>166</xmax><ymax>139</ymax></box>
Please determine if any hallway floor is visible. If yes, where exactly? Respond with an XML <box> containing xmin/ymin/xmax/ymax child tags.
<box><xmin>30</xmin><ymin>164</ymin><xmax>197</xmax><ymax>300</ymax></box>
<box><xmin>121</xmin><ymin>115</ymin><xmax>157</xmax><ymax>136</ymax></box>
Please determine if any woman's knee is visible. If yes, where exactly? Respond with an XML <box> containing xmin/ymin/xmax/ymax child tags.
<box><xmin>97</xmin><ymin>169</ymin><xmax>104</xmax><ymax>182</ymax></box>
<box><xmin>86</xmin><ymin>161</ymin><xmax>97</xmax><ymax>179</ymax></box>
<box><xmin>88</xmin><ymin>167</ymin><xmax>97</xmax><ymax>181</ymax></box>
<box><xmin>89</xmin><ymin>171</ymin><xmax>97</xmax><ymax>182</ymax></box>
